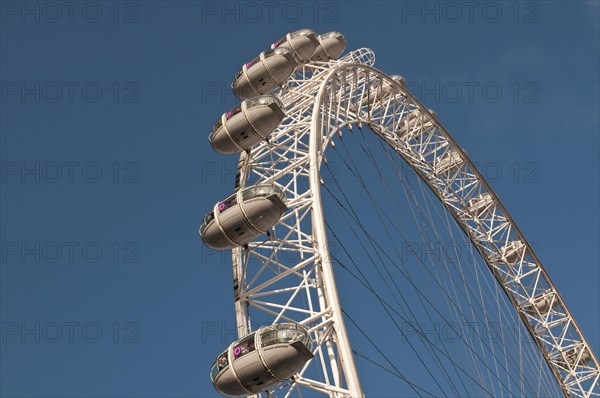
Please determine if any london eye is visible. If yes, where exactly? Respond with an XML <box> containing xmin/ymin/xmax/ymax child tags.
<box><xmin>200</xmin><ymin>29</ymin><xmax>600</xmax><ymax>398</ymax></box>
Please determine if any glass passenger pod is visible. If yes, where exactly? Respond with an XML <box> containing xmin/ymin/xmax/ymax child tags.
<box><xmin>209</xmin><ymin>95</ymin><xmax>286</xmax><ymax>154</ymax></box>
<box><xmin>391</xmin><ymin>75</ymin><xmax>407</xmax><ymax>88</ymax></box>
<box><xmin>553</xmin><ymin>346</ymin><xmax>593</xmax><ymax>369</ymax></box>
<box><xmin>309</xmin><ymin>32</ymin><xmax>347</xmax><ymax>62</ymax></box>
<box><xmin>434</xmin><ymin>149</ymin><xmax>463</xmax><ymax>175</ymax></box>
<box><xmin>522</xmin><ymin>290</ymin><xmax>559</xmax><ymax>316</ymax></box>
<box><xmin>271</xmin><ymin>29</ymin><xmax>319</xmax><ymax>62</ymax></box>
<box><xmin>364</xmin><ymin>75</ymin><xmax>406</xmax><ymax>105</ymax></box>
<box><xmin>199</xmin><ymin>184</ymin><xmax>288</xmax><ymax>250</ymax></box>
<box><xmin>232</xmin><ymin>48</ymin><xmax>298</xmax><ymax>100</ymax></box>
<box><xmin>397</xmin><ymin>108</ymin><xmax>436</xmax><ymax>139</ymax></box>
<box><xmin>369</xmin><ymin>74</ymin><xmax>406</xmax><ymax>91</ymax></box>
<box><xmin>466</xmin><ymin>192</ymin><xmax>494</xmax><ymax>217</ymax></box>
<box><xmin>210</xmin><ymin>323</ymin><xmax>314</xmax><ymax>397</ymax></box>
<box><xmin>499</xmin><ymin>240</ymin><xmax>526</xmax><ymax>266</ymax></box>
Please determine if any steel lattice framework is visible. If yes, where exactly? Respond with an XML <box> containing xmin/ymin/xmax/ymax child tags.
<box><xmin>227</xmin><ymin>47</ymin><xmax>599</xmax><ymax>397</ymax></box>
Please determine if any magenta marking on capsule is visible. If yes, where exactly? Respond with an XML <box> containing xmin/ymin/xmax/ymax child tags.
<box><xmin>233</xmin><ymin>346</ymin><xmax>242</xmax><ymax>357</ymax></box>
<box><xmin>218</xmin><ymin>203</ymin><xmax>226</xmax><ymax>211</ymax></box>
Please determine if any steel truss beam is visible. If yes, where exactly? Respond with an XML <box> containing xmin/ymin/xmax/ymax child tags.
<box><xmin>228</xmin><ymin>48</ymin><xmax>598</xmax><ymax>398</ymax></box>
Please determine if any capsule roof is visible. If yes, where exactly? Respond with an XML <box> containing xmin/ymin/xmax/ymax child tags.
<box><xmin>290</xmin><ymin>28</ymin><xmax>316</xmax><ymax>37</ymax></box>
<box><xmin>390</xmin><ymin>75</ymin><xmax>407</xmax><ymax>87</ymax></box>
<box><xmin>310</xmin><ymin>32</ymin><xmax>347</xmax><ymax>62</ymax></box>
<box><xmin>245</xmin><ymin>95</ymin><xmax>283</xmax><ymax>108</ymax></box>
<box><xmin>272</xmin><ymin>28</ymin><xmax>319</xmax><ymax>62</ymax></box>
<box><xmin>231</xmin><ymin>48</ymin><xmax>298</xmax><ymax>99</ymax></box>
<box><xmin>235</xmin><ymin>48</ymin><xmax>294</xmax><ymax>78</ymax></box>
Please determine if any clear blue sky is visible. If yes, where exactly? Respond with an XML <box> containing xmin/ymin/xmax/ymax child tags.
<box><xmin>1</xmin><ymin>1</ymin><xmax>598</xmax><ymax>397</ymax></box>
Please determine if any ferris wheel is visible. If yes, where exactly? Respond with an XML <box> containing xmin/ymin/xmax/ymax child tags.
<box><xmin>199</xmin><ymin>29</ymin><xmax>600</xmax><ymax>398</ymax></box>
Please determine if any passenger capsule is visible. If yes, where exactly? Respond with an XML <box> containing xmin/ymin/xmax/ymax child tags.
<box><xmin>554</xmin><ymin>346</ymin><xmax>593</xmax><ymax>368</ymax></box>
<box><xmin>209</xmin><ymin>96</ymin><xmax>285</xmax><ymax>154</ymax></box>
<box><xmin>232</xmin><ymin>48</ymin><xmax>298</xmax><ymax>100</ymax></box>
<box><xmin>271</xmin><ymin>29</ymin><xmax>319</xmax><ymax>62</ymax></box>
<box><xmin>522</xmin><ymin>290</ymin><xmax>558</xmax><ymax>316</ymax></box>
<box><xmin>499</xmin><ymin>240</ymin><xmax>526</xmax><ymax>265</ymax></box>
<box><xmin>309</xmin><ymin>32</ymin><xmax>347</xmax><ymax>62</ymax></box>
<box><xmin>434</xmin><ymin>149</ymin><xmax>463</xmax><ymax>175</ymax></box>
<box><xmin>364</xmin><ymin>75</ymin><xmax>406</xmax><ymax>105</ymax></box>
<box><xmin>397</xmin><ymin>108</ymin><xmax>437</xmax><ymax>138</ymax></box>
<box><xmin>391</xmin><ymin>75</ymin><xmax>407</xmax><ymax>87</ymax></box>
<box><xmin>466</xmin><ymin>193</ymin><xmax>494</xmax><ymax>217</ymax></box>
<box><xmin>200</xmin><ymin>184</ymin><xmax>287</xmax><ymax>249</ymax></box>
<box><xmin>210</xmin><ymin>323</ymin><xmax>313</xmax><ymax>397</ymax></box>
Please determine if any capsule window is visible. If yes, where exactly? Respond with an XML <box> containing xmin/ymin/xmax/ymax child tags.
<box><xmin>244</xmin><ymin>95</ymin><xmax>282</xmax><ymax>109</ymax></box>
<box><xmin>272</xmin><ymin>35</ymin><xmax>288</xmax><ymax>48</ymax></box>
<box><xmin>225</xmin><ymin>105</ymin><xmax>242</xmax><ymax>120</ymax></box>
<box><xmin>241</xmin><ymin>185</ymin><xmax>265</xmax><ymax>200</ymax></box>
<box><xmin>233</xmin><ymin>69</ymin><xmax>244</xmax><ymax>83</ymax></box>
<box><xmin>270</xmin><ymin>186</ymin><xmax>285</xmax><ymax>200</ymax></box>
<box><xmin>260</xmin><ymin>326</ymin><xmax>279</xmax><ymax>347</ymax></box>
<box><xmin>322</xmin><ymin>31</ymin><xmax>342</xmax><ymax>39</ymax></box>
<box><xmin>232</xmin><ymin>333</ymin><xmax>256</xmax><ymax>359</ymax></box>
<box><xmin>200</xmin><ymin>211</ymin><xmax>216</xmax><ymax>233</ymax></box>
<box><xmin>261</xmin><ymin>323</ymin><xmax>305</xmax><ymax>346</ymax></box>
<box><xmin>255</xmin><ymin>185</ymin><xmax>275</xmax><ymax>197</ymax></box>
<box><xmin>292</xmin><ymin>29</ymin><xmax>314</xmax><ymax>38</ymax></box>
<box><xmin>277</xmin><ymin>323</ymin><xmax>300</xmax><ymax>343</ymax></box>
<box><xmin>210</xmin><ymin>363</ymin><xmax>218</xmax><ymax>381</ymax></box>
<box><xmin>209</xmin><ymin>118</ymin><xmax>223</xmax><ymax>142</ymax></box>
<box><xmin>246</xmin><ymin>55</ymin><xmax>261</xmax><ymax>68</ymax></box>
<box><xmin>265</xmin><ymin>48</ymin><xmax>288</xmax><ymax>58</ymax></box>
<box><xmin>217</xmin><ymin>352</ymin><xmax>228</xmax><ymax>368</ymax></box>
<box><xmin>218</xmin><ymin>195</ymin><xmax>238</xmax><ymax>213</ymax></box>
<box><xmin>210</xmin><ymin>351</ymin><xmax>229</xmax><ymax>381</ymax></box>
<box><xmin>241</xmin><ymin>187</ymin><xmax>256</xmax><ymax>201</ymax></box>
<box><xmin>297</xmin><ymin>329</ymin><xmax>310</xmax><ymax>347</ymax></box>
